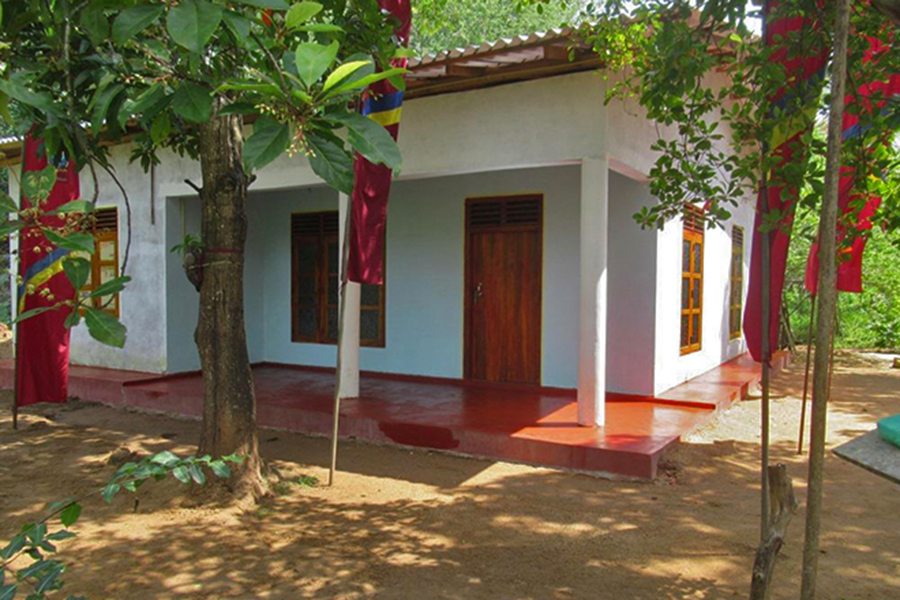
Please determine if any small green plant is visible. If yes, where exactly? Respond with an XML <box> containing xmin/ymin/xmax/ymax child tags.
<box><xmin>169</xmin><ymin>233</ymin><xmax>204</xmax><ymax>259</ymax></box>
<box><xmin>0</xmin><ymin>450</ymin><xmax>243</xmax><ymax>599</ymax></box>
<box><xmin>271</xmin><ymin>481</ymin><xmax>292</xmax><ymax>496</ymax></box>
<box><xmin>295</xmin><ymin>475</ymin><xmax>319</xmax><ymax>488</ymax></box>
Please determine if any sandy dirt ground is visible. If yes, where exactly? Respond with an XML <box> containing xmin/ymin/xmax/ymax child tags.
<box><xmin>1</xmin><ymin>350</ymin><xmax>898</xmax><ymax>599</ymax></box>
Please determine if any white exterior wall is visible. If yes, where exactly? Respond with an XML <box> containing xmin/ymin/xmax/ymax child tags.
<box><xmin>652</xmin><ymin>200</ymin><xmax>754</xmax><ymax>395</ymax></box>
<box><xmin>12</xmin><ymin>66</ymin><xmax>757</xmax><ymax>399</ymax></box>
<box><xmin>10</xmin><ymin>145</ymin><xmax>169</xmax><ymax>373</ymax></box>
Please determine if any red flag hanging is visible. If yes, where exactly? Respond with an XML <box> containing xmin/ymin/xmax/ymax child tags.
<box><xmin>804</xmin><ymin>35</ymin><xmax>900</xmax><ymax>296</ymax></box>
<box><xmin>346</xmin><ymin>0</ymin><xmax>411</xmax><ymax>285</ymax></box>
<box><xmin>15</xmin><ymin>134</ymin><xmax>79</xmax><ymax>407</ymax></box>
<box><xmin>743</xmin><ymin>2</ymin><xmax>828</xmax><ymax>362</ymax></box>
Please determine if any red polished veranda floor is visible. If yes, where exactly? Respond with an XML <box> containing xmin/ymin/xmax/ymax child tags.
<box><xmin>0</xmin><ymin>352</ymin><xmax>786</xmax><ymax>479</ymax></box>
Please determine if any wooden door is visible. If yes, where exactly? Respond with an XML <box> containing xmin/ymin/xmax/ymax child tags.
<box><xmin>465</xmin><ymin>196</ymin><xmax>542</xmax><ymax>385</ymax></box>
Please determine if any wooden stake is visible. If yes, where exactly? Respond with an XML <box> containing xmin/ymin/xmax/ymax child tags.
<box><xmin>12</xmin><ymin>319</ymin><xmax>20</xmax><ymax>430</ymax></box>
<box><xmin>800</xmin><ymin>0</ymin><xmax>850</xmax><ymax>595</ymax></box>
<box><xmin>797</xmin><ymin>294</ymin><xmax>816</xmax><ymax>455</ymax></box>
<box><xmin>749</xmin><ymin>464</ymin><xmax>799</xmax><ymax>600</ymax></box>
<box><xmin>329</xmin><ymin>195</ymin><xmax>354</xmax><ymax>487</ymax></box>
<box><xmin>757</xmin><ymin>1</ymin><xmax>772</xmax><ymax>543</ymax></box>
<box><xmin>12</xmin><ymin>178</ymin><xmax>22</xmax><ymax>431</ymax></box>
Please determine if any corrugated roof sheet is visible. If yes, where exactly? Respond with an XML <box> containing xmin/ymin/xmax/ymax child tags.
<box><xmin>409</xmin><ymin>27</ymin><xmax>573</xmax><ymax>68</ymax></box>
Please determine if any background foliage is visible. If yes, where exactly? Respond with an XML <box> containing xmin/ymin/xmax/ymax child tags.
<box><xmin>411</xmin><ymin>0</ymin><xmax>579</xmax><ymax>54</ymax></box>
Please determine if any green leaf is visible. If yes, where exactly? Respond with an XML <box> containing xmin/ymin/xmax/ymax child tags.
<box><xmin>150</xmin><ymin>450</ymin><xmax>180</xmax><ymax>466</ymax></box>
<box><xmin>150</xmin><ymin>112</ymin><xmax>171</xmax><ymax>145</ymax></box>
<box><xmin>0</xmin><ymin>191</ymin><xmax>18</xmax><ymax>215</ymax></box>
<box><xmin>326</xmin><ymin>68</ymin><xmax>406</xmax><ymax>98</ymax></box>
<box><xmin>209</xmin><ymin>461</ymin><xmax>231</xmax><ymax>478</ymax></box>
<box><xmin>329</xmin><ymin>112</ymin><xmax>402</xmax><ymax>172</ymax></box>
<box><xmin>60</xmin><ymin>503</ymin><xmax>82</xmax><ymax>528</ymax></box>
<box><xmin>34</xmin><ymin>562</ymin><xmax>64</xmax><ymax>593</ymax></box>
<box><xmin>168</xmin><ymin>0</ymin><xmax>223</xmax><ymax>54</ymax></box>
<box><xmin>233</xmin><ymin>0</ymin><xmax>289</xmax><ymax>8</ymax></box>
<box><xmin>92</xmin><ymin>83</ymin><xmax>125</xmax><ymax>136</ymax></box>
<box><xmin>172</xmin><ymin>83</ymin><xmax>213</xmax><ymax>123</ymax></box>
<box><xmin>46</xmin><ymin>531</ymin><xmax>76</xmax><ymax>542</ymax></box>
<box><xmin>27</xmin><ymin>523</ymin><xmax>47</xmax><ymax>545</ymax></box>
<box><xmin>1</xmin><ymin>534</ymin><xmax>25</xmax><ymax>560</ymax></box>
<box><xmin>322</xmin><ymin>60</ymin><xmax>371</xmax><ymax>93</ymax></box>
<box><xmin>22</xmin><ymin>165</ymin><xmax>57</xmax><ymax>204</ymax></box>
<box><xmin>14</xmin><ymin>307</ymin><xmax>56</xmax><ymax>324</ymax></box>
<box><xmin>50</xmin><ymin>199</ymin><xmax>93</xmax><ymax>215</ymax></box>
<box><xmin>84</xmin><ymin>307</ymin><xmax>127</xmax><ymax>348</ymax></box>
<box><xmin>218</xmin><ymin>101</ymin><xmax>258</xmax><ymax>116</ymax></box>
<box><xmin>243</xmin><ymin>117</ymin><xmax>290</xmax><ymax>172</ymax></box>
<box><xmin>0</xmin><ymin>583</ymin><xmax>16</xmax><ymax>600</ymax></box>
<box><xmin>294</xmin><ymin>41</ymin><xmax>339</xmax><ymax>87</ymax></box>
<box><xmin>293</xmin><ymin>23</ymin><xmax>343</xmax><ymax>33</ymax></box>
<box><xmin>214</xmin><ymin>80</ymin><xmax>284</xmax><ymax>99</ymax></box>
<box><xmin>80</xmin><ymin>4</ymin><xmax>109</xmax><ymax>45</ymax></box>
<box><xmin>127</xmin><ymin>85</ymin><xmax>169</xmax><ymax>119</ymax></box>
<box><xmin>0</xmin><ymin>78</ymin><xmax>61</xmax><ymax>118</ymax></box>
<box><xmin>234</xmin><ymin>0</ymin><xmax>288</xmax><ymax>10</ymax></box>
<box><xmin>0</xmin><ymin>93</ymin><xmax>12</xmax><ymax>126</ymax></box>
<box><xmin>88</xmin><ymin>276</ymin><xmax>130</xmax><ymax>299</ymax></box>
<box><xmin>188</xmin><ymin>463</ymin><xmax>206</xmax><ymax>485</ymax></box>
<box><xmin>42</xmin><ymin>230</ymin><xmax>96</xmax><ymax>254</ymax></box>
<box><xmin>101</xmin><ymin>482</ymin><xmax>121</xmax><ymax>503</ymax></box>
<box><xmin>112</xmin><ymin>4</ymin><xmax>165</xmax><ymax>45</ymax></box>
<box><xmin>222</xmin><ymin>11</ymin><xmax>251</xmax><ymax>43</ymax></box>
<box><xmin>285</xmin><ymin>1</ymin><xmax>323</xmax><ymax>29</ymax></box>
<box><xmin>172</xmin><ymin>465</ymin><xmax>190</xmax><ymax>483</ymax></box>
<box><xmin>305</xmin><ymin>132</ymin><xmax>353</xmax><ymax>194</ymax></box>
<box><xmin>64</xmin><ymin>310</ymin><xmax>82</xmax><ymax>329</ymax></box>
<box><xmin>63</xmin><ymin>257</ymin><xmax>91</xmax><ymax>290</ymax></box>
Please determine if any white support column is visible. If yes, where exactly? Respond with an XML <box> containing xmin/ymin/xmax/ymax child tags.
<box><xmin>337</xmin><ymin>193</ymin><xmax>361</xmax><ymax>399</ymax></box>
<box><xmin>578</xmin><ymin>157</ymin><xmax>609</xmax><ymax>427</ymax></box>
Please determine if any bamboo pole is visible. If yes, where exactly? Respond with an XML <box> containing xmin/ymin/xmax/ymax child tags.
<box><xmin>12</xmin><ymin>319</ymin><xmax>20</xmax><ymax>430</ymax></box>
<box><xmin>800</xmin><ymin>0</ymin><xmax>850</xmax><ymax>595</ymax></box>
<box><xmin>797</xmin><ymin>295</ymin><xmax>816</xmax><ymax>455</ymax></box>
<box><xmin>11</xmin><ymin>179</ymin><xmax>22</xmax><ymax>431</ymax></box>
<box><xmin>758</xmin><ymin>2</ymin><xmax>772</xmax><ymax>543</ymax></box>
<box><xmin>329</xmin><ymin>195</ymin><xmax>354</xmax><ymax>487</ymax></box>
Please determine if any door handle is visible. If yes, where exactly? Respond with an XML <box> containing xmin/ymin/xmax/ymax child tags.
<box><xmin>474</xmin><ymin>282</ymin><xmax>484</xmax><ymax>304</ymax></box>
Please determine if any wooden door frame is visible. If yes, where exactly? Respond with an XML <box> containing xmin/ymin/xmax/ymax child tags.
<box><xmin>463</xmin><ymin>194</ymin><xmax>544</xmax><ymax>384</ymax></box>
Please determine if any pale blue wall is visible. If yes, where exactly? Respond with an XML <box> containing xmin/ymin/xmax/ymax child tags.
<box><xmin>165</xmin><ymin>195</ymin><xmax>268</xmax><ymax>372</ymax></box>
<box><xmin>165</xmin><ymin>197</ymin><xmax>201</xmax><ymax>372</ymax></box>
<box><xmin>252</xmin><ymin>166</ymin><xmax>581</xmax><ymax>387</ymax></box>
<box><xmin>606</xmin><ymin>172</ymin><xmax>658</xmax><ymax>396</ymax></box>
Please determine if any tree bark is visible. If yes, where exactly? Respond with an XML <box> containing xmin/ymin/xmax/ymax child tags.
<box><xmin>800</xmin><ymin>0</ymin><xmax>850</xmax><ymax>596</ymax></box>
<box><xmin>750</xmin><ymin>464</ymin><xmax>798</xmax><ymax>600</ymax></box>
<box><xmin>195</xmin><ymin>101</ymin><xmax>265</xmax><ymax>498</ymax></box>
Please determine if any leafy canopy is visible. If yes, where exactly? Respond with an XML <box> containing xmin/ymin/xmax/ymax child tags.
<box><xmin>0</xmin><ymin>0</ymin><xmax>409</xmax><ymax>345</ymax></box>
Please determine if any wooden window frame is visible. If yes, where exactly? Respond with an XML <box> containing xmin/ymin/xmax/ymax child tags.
<box><xmin>82</xmin><ymin>207</ymin><xmax>120</xmax><ymax>317</ymax></box>
<box><xmin>729</xmin><ymin>225</ymin><xmax>744</xmax><ymax>340</ymax></box>
<box><xmin>680</xmin><ymin>206</ymin><xmax>704</xmax><ymax>355</ymax></box>
<box><xmin>290</xmin><ymin>211</ymin><xmax>386</xmax><ymax>348</ymax></box>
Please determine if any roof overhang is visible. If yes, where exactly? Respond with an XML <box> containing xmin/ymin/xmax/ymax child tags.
<box><xmin>405</xmin><ymin>28</ymin><xmax>602</xmax><ymax>100</ymax></box>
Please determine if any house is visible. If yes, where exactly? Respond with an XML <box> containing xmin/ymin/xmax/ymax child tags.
<box><xmin>2</xmin><ymin>29</ymin><xmax>763</xmax><ymax>477</ymax></box>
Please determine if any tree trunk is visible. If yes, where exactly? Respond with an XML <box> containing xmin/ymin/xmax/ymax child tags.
<box><xmin>800</xmin><ymin>0</ymin><xmax>850</xmax><ymax>596</ymax></box>
<box><xmin>195</xmin><ymin>102</ymin><xmax>266</xmax><ymax>498</ymax></box>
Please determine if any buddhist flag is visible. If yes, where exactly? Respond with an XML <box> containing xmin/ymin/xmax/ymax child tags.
<box><xmin>346</xmin><ymin>0</ymin><xmax>411</xmax><ymax>285</ymax></box>
<box><xmin>15</xmin><ymin>134</ymin><xmax>79</xmax><ymax>406</ymax></box>
<box><xmin>804</xmin><ymin>35</ymin><xmax>900</xmax><ymax>296</ymax></box>
<box><xmin>743</xmin><ymin>0</ymin><xmax>827</xmax><ymax>362</ymax></box>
